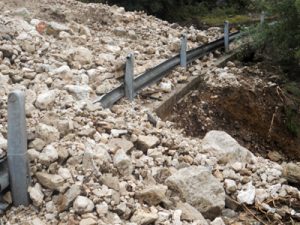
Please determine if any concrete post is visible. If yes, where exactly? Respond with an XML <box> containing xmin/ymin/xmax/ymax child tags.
<box><xmin>260</xmin><ymin>11</ymin><xmax>265</xmax><ymax>25</ymax></box>
<box><xmin>7</xmin><ymin>90</ymin><xmax>30</xmax><ymax>206</ymax></box>
<box><xmin>180</xmin><ymin>34</ymin><xmax>187</xmax><ymax>68</ymax></box>
<box><xmin>224</xmin><ymin>21</ymin><xmax>229</xmax><ymax>53</ymax></box>
<box><xmin>125</xmin><ymin>53</ymin><xmax>134</xmax><ymax>101</ymax></box>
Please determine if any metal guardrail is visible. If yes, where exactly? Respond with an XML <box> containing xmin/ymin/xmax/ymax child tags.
<box><xmin>95</xmin><ymin>29</ymin><xmax>240</xmax><ymax>108</ymax></box>
<box><xmin>0</xmin><ymin>91</ymin><xmax>30</xmax><ymax>207</ymax></box>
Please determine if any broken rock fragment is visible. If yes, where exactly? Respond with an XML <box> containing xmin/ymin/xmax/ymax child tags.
<box><xmin>201</xmin><ymin>130</ymin><xmax>255</xmax><ymax>164</ymax></box>
<box><xmin>137</xmin><ymin>135</ymin><xmax>160</xmax><ymax>152</ymax></box>
<box><xmin>166</xmin><ymin>166</ymin><xmax>225</xmax><ymax>220</ymax></box>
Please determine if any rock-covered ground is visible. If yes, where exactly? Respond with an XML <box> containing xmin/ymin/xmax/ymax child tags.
<box><xmin>1</xmin><ymin>0</ymin><xmax>300</xmax><ymax>225</ymax></box>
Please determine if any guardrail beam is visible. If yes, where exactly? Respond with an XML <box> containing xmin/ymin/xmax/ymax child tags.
<box><xmin>125</xmin><ymin>53</ymin><xmax>134</xmax><ymax>101</ymax></box>
<box><xmin>7</xmin><ymin>90</ymin><xmax>30</xmax><ymax>206</ymax></box>
<box><xmin>180</xmin><ymin>34</ymin><xmax>187</xmax><ymax>68</ymax></box>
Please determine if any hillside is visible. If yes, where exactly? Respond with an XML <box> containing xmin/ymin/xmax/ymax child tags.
<box><xmin>1</xmin><ymin>0</ymin><xmax>300</xmax><ymax>225</ymax></box>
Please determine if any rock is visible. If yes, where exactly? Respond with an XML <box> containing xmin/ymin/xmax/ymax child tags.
<box><xmin>283</xmin><ymin>163</ymin><xmax>300</xmax><ymax>183</ymax></box>
<box><xmin>130</xmin><ymin>209</ymin><xmax>158</xmax><ymax>225</ymax></box>
<box><xmin>96</xmin><ymin>202</ymin><xmax>109</xmax><ymax>216</ymax></box>
<box><xmin>108</xmin><ymin>138</ymin><xmax>134</xmax><ymax>153</ymax></box>
<box><xmin>211</xmin><ymin>217</ymin><xmax>226</xmax><ymax>225</ymax></box>
<box><xmin>166</xmin><ymin>166</ymin><xmax>225</xmax><ymax>220</ymax></box>
<box><xmin>111</xmin><ymin>129</ymin><xmax>128</xmax><ymax>137</ymax></box>
<box><xmin>201</xmin><ymin>131</ymin><xmax>255</xmax><ymax>164</ymax></box>
<box><xmin>36</xmin><ymin>123</ymin><xmax>60</xmax><ymax>144</ymax></box>
<box><xmin>39</xmin><ymin>144</ymin><xmax>58</xmax><ymax>164</ymax></box>
<box><xmin>113</xmin><ymin>149</ymin><xmax>133</xmax><ymax>176</ymax></box>
<box><xmin>268</xmin><ymin>151</ymin><xmax>284</xmax><ymax>162</ymax></box>
<box><xmin>224</xmin><ymin>179</ymin><xmax>237</xmax><ymax>194</ymax></box>
<box><xmin>0</xmin><ymin>44</ymin><xmax>14</xmax><ymax>58</ymax></box>
<box><xmin>66</xmin><ymin>47</ymin><xmax>93</xmax><ymax>65</ymax></box>
<box><xmin>237</xmin><ymin>182</ymin><xmax>256</xmax><ymax>205</ymax></box>
<box><xmin>36</xmin><ymin>172</ymin><xmax>64</xmax><ymax>191</ymax></box>
<box><xmin>28</xmin><ymin>184</ymin><xmax>44</xmax><ymax>207</ymax></box>
<box><xmin>100</xmin><ymin>173</ymin><xmax>120</xmax><ymax>191</ymax></box>
<box><xmin>79</xmin><ymin>218</ymin><xmax>97</xmax><ymax>225</ymax></box>
<box><xmin>136</xmin><ymin>185</ymin><xmax>167</xmax><ymax>205</ymax></box>
<box><xmin>65</xmin><ymin>85</ymin><xmax>91</xmax><ymax>100</ymax></box>
<box><xmin>58</xmin><ymin>167</ymin><xmax>72</xmax><ymax>180</ymax></box>
<box><xmin>56</xmin><ymin>184</ymin><xmax>81</xmax><ymax>212</ymax></box>
<box><xmin>137</xmin><ymin>135</ymin><xmax>160</xmax><ymax>152</ymax></box>
<box><xmin>159</xmin><ymin>81</ymin><xmax>172</xmax><ymax>93</ymax></box>
<box><xmin>0</xmin><ymin>135</ymin><xmax>7</xmax><ymax>150</ymax></box>
<box><xmin>31</xmin><ymin>218</ymin><xmax>46</xmax><ymax>225</ymax></box>
<box><xmin>73</xmin><ymin>196</ymin><xmax>94</xmax><ymax>214</ymax></box>
<box><xmin>173</xmin><ymin>209</ymin><xmax>182</xmax><ymax>225</ymax></box>
<box><xmin>176</xmin><ymin>202</ymin><xmax>208</xmax><ymax>224</ymax></box>
<box><xmin>49</xmin><ymin>21</ymin><xmax>70</xmax><ymax>32</ymax></box>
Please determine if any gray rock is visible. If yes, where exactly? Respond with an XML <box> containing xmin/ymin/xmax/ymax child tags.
<box><xmin>113</xmin><ymin>149</ymin><xmax>133</xmax><ymax>176</ymax></box>
<box><xmin>130</xmin><ymin>209</ymin><xmax>158</xmax><ymax>225</ymax></box>
<box><xmin>201</xmin><ymin>131</ymin><xmax>255</xmax><ymax>164</ymax></box>
<box><xmin>166</xmin><ymin>166</ymin><xmax>225</xmax><ymax>220</ymax></box>
<box><xmin>136</xmin><ymin>185</ymin><xmax>167</xmax><ymax>205</ymax></box>
<box><xmin>73</xmin><ymin>196</ymin><xmax>94</xmax><ymax>214</ymax></box>
<box><xmin>36</xmin><ymin>123</ymin><xmax>60</xmax><ymax>144</ymax></box>
<box><xmin>176</xmin><ymin>202</ymin><xmax>208</xmax><ymax>224</ymax></box>
<box><xmin>283</xmin><ymin>163</ymin><xmax>300</xmax><ymax>184</ymax></box>
<box><xmin>28</xmin><ymin>184</ymin><xmax>44</xmax><ymax>207</ymax></box>
<box><xmin>56</xmin><ymin>184</ymin><xmax>81</xmax><ymax>212</ymax></box>
<box><xmin>108</xmin><ymin>138</ymin><xmax>134</xmax><ymax>153</ymax></box>
<box><xmin>137</xmin><ymin>135</ymin><xmax>160</xmax><ymax>152</ymax></box>
<box><xmin>36</xmin><ymin>172</ymin><xmax>64</xmax><ymax>191</ymax></box>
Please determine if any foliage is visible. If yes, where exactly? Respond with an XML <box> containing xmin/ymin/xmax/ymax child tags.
<box><xmin>251</xmin><ymin>0</ymin><xmax>300</xmax><ymax>78</ymax></box>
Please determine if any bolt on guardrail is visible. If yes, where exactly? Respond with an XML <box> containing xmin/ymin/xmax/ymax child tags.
<box><xmin>180</xmin><ymin>34</ymin><xmax>187</xmax><ymax>68</ymax></box>
<box><xmin>125</xmin><ymin>53</ymin><xmax>134</xmax><ymax>101</ymax></box>
<box><xmin>7</xmin><ymin>90</ymin><xmax>30</xmax><ymax>206</ymax></box>
<box><xmin>224</xmin><ymin>21</ymin><xmax>229</xmax><ymax>53</ymax></box>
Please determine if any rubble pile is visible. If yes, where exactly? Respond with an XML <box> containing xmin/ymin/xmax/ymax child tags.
<box><xmin>0</xmin><ymin>0</ymin><xmax>300</xmax><ymax>224</ymax></box>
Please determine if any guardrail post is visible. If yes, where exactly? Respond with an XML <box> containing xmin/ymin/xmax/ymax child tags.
<box><xmin>224</xmin><ymin>21</ymin><xmax>229</xmax><ymax>53</ymax></box>
<box><xmin>260</xmin><ymin>11</ymin><xmax>265</xmax><ymax>24</ymax></box>
<box><xmin>180</xmin><ymin>34</ymin><xmax>187</xmax><ymax>68</ymax></box>
<box><xmin>7</xmin><ymin>90</ymin><xmax>30</xmax><ymax>206</ymax></box>
<box><xmin>125</xmin><ymin>53</ymin><xmax>134</xmax><ymax>101</ymax></box>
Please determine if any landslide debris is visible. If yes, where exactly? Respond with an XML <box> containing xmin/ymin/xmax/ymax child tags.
<box><xmin>0</xmin><ymin>1</ymin><xmax>300</xmax><ymax>225</ymax></box>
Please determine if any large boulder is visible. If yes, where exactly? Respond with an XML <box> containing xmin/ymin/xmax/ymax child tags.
<box><xmin>283</xmin><ymin>163</ymin><xmax>300</xmax><ymax>184</ymax></box>
<box><xmin>201</xmin><ymin>131</ymin><xmax>255</xmax><ymax>164</ymax></box>
<box><xmin>166</xmin><ymin>166</ymin><xmax>225</xmax><ymax>220</ymax></box>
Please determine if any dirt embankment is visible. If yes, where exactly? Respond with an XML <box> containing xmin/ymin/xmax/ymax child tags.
<box><xmin>170</xmin><ymin>60</ymin><xmax>300</xmax><ymax>161</ymax></box>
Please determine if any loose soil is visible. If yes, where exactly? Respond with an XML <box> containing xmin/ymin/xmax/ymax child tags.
<box><xmin>169</xmin><ymin>60</ymin><xmax>300</xmax><ymax>161</ymax></box>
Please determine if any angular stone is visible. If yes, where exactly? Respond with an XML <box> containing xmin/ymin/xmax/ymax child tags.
<box><xmin>237</xmin><ymin>182</ymin><xmax>255</xmax><ymax>205</ymax></box>
<box><xmin>176</xmin><ymin>202</ymin><xmax>208</xmax><ymax>224</ymax></box>
<box><xmin>283</xmin><ymin>163</ymin><xmax>300</xmax><ymax>184</ymax></box>
<box><xmin>65</xmin><ymin>85</ymin><xmax>91</xmax><ymax>100</ymax></box>
<box><xmin>113</xmin><ymin>149</ymin><xmax>133</xmax><ymax>176</ymax></box>
<box><xmin>136</xmin><ymin>185</ymin><xmax>167</xmax><ymax>205</ymax></box>
<box><xmin>224</xmin><ymin>179</ymin><xmax>237</xmax><ymax>194</ymax></box>
<box><xmin>36</xmin><ymin>172</ymin><xmax>64</xmax><ymax>191</ymax></box>
<box><xmin>201</xmin><ymin>131</ymin><xmax>255</xmax><ymax>164</ymax></box>
<box><xmin>211</xmin><ymin>217</ymin><xmax>226</xmax><ymax>225</ymax></box>
<box><xmin>166</xmin><ymin>166</ymin><xmax>225</xmax><ymax>220</ymax></box>
<box><xmin>108</xmin><ymin>138</ymin><xmax>134</xmax><ymax>153</ymax></box>
<box><xmin>137</xmin><ymin>135</ymin><xmax>160</xmax><ymax>152</ymax></box>
<box><xmin>39</xmin><ymin>144</ymin><xmax>58</xmax><ymax>164</ymax></box>
<box><xmin>101</xmin><ymin>173</ymin><xmax>120</xmax><ymax>191</ymax></box>
<box><xmin>73</xmin><ymin>196</ymin><xmax>94</xmax><ymax>214</ymax></box>
<box><xmin>28</xmin><ymin>184</ymin><xmax>44</xmax><ymax>207</ymax></box>
<box><xmin>79</xmin><ymin>218</ymin><xmax>97</xmax><ymax>225</ymax></box>
<box><xmin>36</xmin><ymin>123</ymin><xmax>60</xmax><ymax>144</ymax></box>
<box><xmin>130</xmin><ymin>209</ymin><xmax>158</xmax><ymax>225</ymax></box>
<box><xmin>56</xmin><ymin>184</ymin><xmax>81</xmax><ymax>212</ymax></box>
<box><xmin>35</xmin><ymin>90</ymin><xmax>57</xmax><ymax>109</ymax></box>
